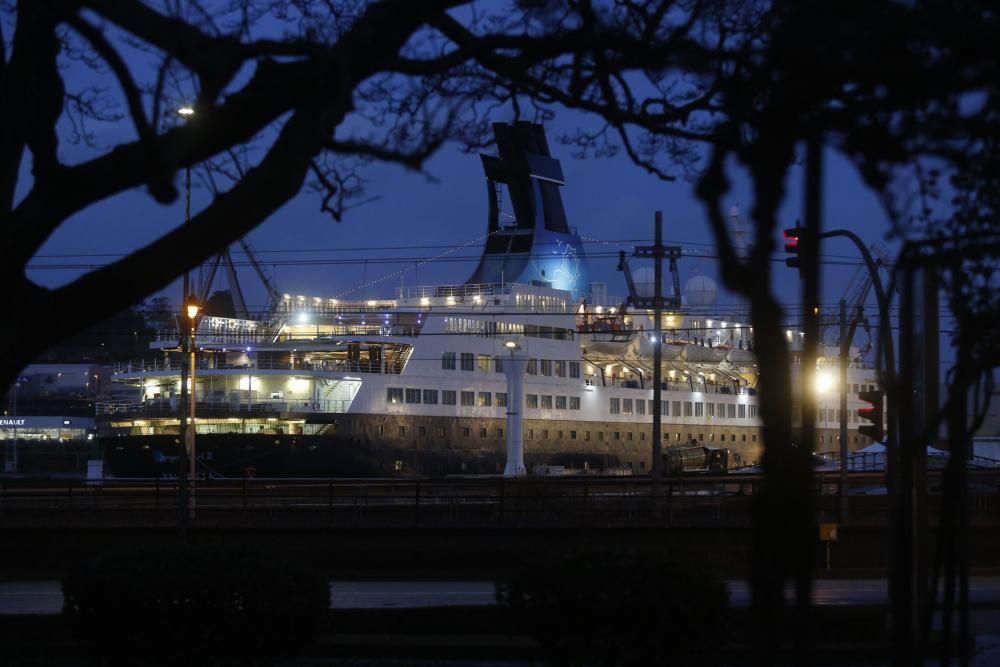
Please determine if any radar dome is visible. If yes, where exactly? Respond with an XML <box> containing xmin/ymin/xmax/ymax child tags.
<box><xmin>683</xmin><ymin>275</ymin><xmax>717</xmax><ymax>307</ymax></box>
<box><xmin>632</xmin><ymin>267</ymin><xmax>676</xmax><ymax>300</ymax></box>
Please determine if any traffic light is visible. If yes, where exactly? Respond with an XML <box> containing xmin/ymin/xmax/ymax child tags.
<box><xmin>858</xmin><ymin>389</ymin><xmax>884</xmax><ymax>442</ymax></box>
<box><xmin>784</xmin><ymin>223</ymin><xmax>804</xmax><ymax>271</ymax></box>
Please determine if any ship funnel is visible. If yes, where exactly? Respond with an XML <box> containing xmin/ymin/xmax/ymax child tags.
<box><xmin>467</xmin><ymin>122</ymin><xmax>590</xmax><ymax>298</ymax></box>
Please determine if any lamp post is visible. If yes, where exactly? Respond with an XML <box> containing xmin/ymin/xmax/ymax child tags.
<box><xmin>176</xmin><ymin>105</ymin><xmax>195</xmax><ymax>534</ymax></box>
<box><xmin>187</xmin><ymin>302</ymin><xmax>200</xmax><ymax>516</ymax></box>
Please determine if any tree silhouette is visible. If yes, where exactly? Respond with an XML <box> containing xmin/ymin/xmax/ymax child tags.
<box><xmin>0</xmin><ymin>0</ymin><xmax>720</xmax><ymax>390</ymax></box>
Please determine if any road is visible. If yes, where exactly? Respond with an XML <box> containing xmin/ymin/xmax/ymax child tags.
<box><xmin>4</xmin><ymin>578</ymin><xmax>1000</xmax><ymax>614</ymax></box>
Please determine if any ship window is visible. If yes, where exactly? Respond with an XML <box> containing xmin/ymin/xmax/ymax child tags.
<box><xmin>526</xmin><ymin>359</ymin><xmax>537</xmax><ymax>375</ymax></box>
<box><xmin>527</xmin><ymin>429</ymin><xmax>534</xmax><ymax>439</ymax></box>
<box><xmin>541</xmin><ymin>395</ymin><xmax>553</xmax><ymax>409</ymax></box>
<box><xmin>718</xmin><ymin>403</ymin><xmax>725</xmax><ymax>418</ymax></box>
<box><xmin>623</xmin><ymin>399</ymin><xmax>633</xmax><ymax>415</ymax></box>
<box><xmin>437</xmin><ymin>427</ymin><xmax>445</xmax><ymax>437</ymax></box>
<box><xmin>423</xmin><ymin>389</ymin><xmax>438</xmax><ymax>404</ymax></box>
<box><xmin>598</xmin><ymin>431</ymin><xmax>605</xmax><ymax>441</ymax></box>
<box><xmin>462</xmin><ymin>427</ymin><xmax>471</xmax><ymax>437</ymax></box>
<box><xmin>555</xmin><ymin>396</ymin><xmax>567</xmax><ymax>410</ymax></box>
<box><xmin>478</xmin><ymin>392</ymin><xmax>492</xmax><ymax>407</ymax></box>
<box><xmin>749</xmin><ymin>405</ymin><xmax>757</xmax><ymax>419</ymax></box>
<box><xmin>399</xmin><ymin>426</ymin><xmax>406</xmax><ymax>436</ymax></box>
<box><xmin>497</xmin><ymin>427</ymin><xmax>504</xmax><ymax>438</ymax></box>
<box><xmin>441</xmin><ymin>352</ymin><xmax>456</xmax><ymax>370</ymax></box>
<box><xmin>640</xmin><ymin>432</ymin><xmax>646</xmax><ymax>441</ymax></box>
<box><xmin>461</xmin><ymin>391</ymin><xmax>475</xmax><ymax>406</ymax></box>
<box><xmin>569</xmin><ymin>396</ymin><xmax>580</xmax><ymax>410</ymax></box>
<box><xmin>405</xmin><ymin>388</ymin><xmax>421</xmax><ymax>404</ymax></box>
<box><xmin>378</xmin><ymin>425</ymin><xmax>384</xmax><ymax>436</ymax></box>
<box><xmin>614</xmin><ymin>432</ymin><xmax>621</xmax><ymax>441</ymax></box>
<box><xmin>636</xmin><ymin>400</ymin><xmax>645</xmax><ymax>416</ymax></box>
<box><xmin>569</xmin><ymin>362</ymin><xmax>581</xmax><ymax>379</ymax></box>
<box><xmin>494</xmin><ymin>356</ymin><xmax>504</xmax><ymax>373</ymax></box>
<box><xmin>627</xmin><ymin>432</ymin><xmax>633</xmax><ymax>441</ymax></box>
<box><xmin>710</xmin><ymin>433</ymin><xmax>715</xmax><ymax>441</ymax></box>
<box><xmin>418</xmin><ymin>427</ymin><xmax>426</xmax><ymax>437</ymax></box>
<box><xmin>557</xmin><ymin>430</ymin><xmax>563</xmax><ymax>439</ymax></box>
<box><xmin>640</xmin><ymin>461</ymin><xmax>646</xmax><ymax>471</ymax></box>
<box><xmin>738</xmin><ymin>404</ymin><xmax>746</xmax><ymax>419</ymax></box>
<box><xmin>542</xmin><ymin>430</ymin><xmax>549</xmax><ymax>440</ymax></box>
<box><xmin>706</xmin><ymin>403</ymin><xmax>715</xmax><ymax>418</ymax></box>
<box><xmin>555</xmin><ymin>361</ymin><xmax>566</xmax><ymax>377</ymax></box>
<box><xmin>695</xmin><ymin>402</ymin><xmax>703</xmax><ymax>417</ymax></box>
<box><xmin>526</xmin><ymin>394</ymin><xmax>538</xmax><ymax>408</ymax></box>
<box><xmin>496</xmin><ymin>393</ymin><xmax>508</xmax><ymax>407</ymax></box>
<box><xmin>386</xmin><ymin>388</ymin><xmax>403</xmax><ymax>404</ymax></box>
<box><xmin>541</xmin><ymin>359</ymin><xmax>552</xmax><ymax>376</ymax></box>
<box><xmin>460</xmin><ymin>353</ymin><xmax>474</xmax><ymax>371</ymax></box>
<box><xmin>742</xmin><ymin>434</ymin><xmax>746</xmax><ymax>442</ymax></box>
<box><xmin>570</xmin><ymin>431</ymin><xmax>577</xmax><ymax>440</ymax></box>
<box><xmin>584</xmin><ymin>431</ymin><xmax>591</xmax><ymax>441</ymax></box>
<box><xmin>672</xmin><ymin>401</ymin><xmax>681</xmax><ymax>416</ymax></box>
<box><xmin>728</xmin><ymin>404</ymin><xmax>736</xmax><ymax>418</ymax></box>
<box><xmin>442</xmin><ymin>390</ymin><xmax>457</xmax><ymax>405</ymax></box>
<box><xmin>684</xmin><ymin>402</ymin><xmax>693</xmax><ymax>417</ymax></box>
<box><xmin>478</xmin><ymin>354</ymin><xmax>491</xmax><ymax>373</ymax></box>
<box><xmin>752</xmin><ymin>434</ymin><xmax>757</xmax><ymax>442</ymax></box>
<box><xmin>609</xmin><ymin>398</ymin><xmax>621</xmax><ymax>414</ymax></box>
<box><xmin>480</xmin><ymin>428</ymin><xmax>487</xmax><ymax>438</ymax></box>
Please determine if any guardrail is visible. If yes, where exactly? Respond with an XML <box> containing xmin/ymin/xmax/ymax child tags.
<box><xmin>0</xmin><ymin>472</ymin><xmax>997</xmax><ymax>528</ymax></box>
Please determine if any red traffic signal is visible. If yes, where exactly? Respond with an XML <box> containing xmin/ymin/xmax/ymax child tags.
<box><xmin>784</xmin><ymin>224</ymin><xmax>803</xmax><ymax>271</ymax></box>
<box><xmin>857</xmin><ymin>389</ymin><xmax>883</xmax><ymax>442</ymax></box>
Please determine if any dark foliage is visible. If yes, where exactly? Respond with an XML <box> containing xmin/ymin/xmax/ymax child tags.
<box><xmin>496</xmin><ymin>548</ymin><xmax>730</xmax><ymax>667</ymax></box>
<box><xmin>62</xmin><ymin>543</ymin><xmax>328</xmax><ymax>666</ymax></box>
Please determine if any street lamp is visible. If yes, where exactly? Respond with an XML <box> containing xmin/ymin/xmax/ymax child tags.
<box><xmin>186</xmin><ymin>301</ymin><xmax>201</xmax><ymax>512</ymax></box>
<box><xmin>176</xmin><ymin>105</ymin><xmax>195</xmax><ymax>533</ymax></box>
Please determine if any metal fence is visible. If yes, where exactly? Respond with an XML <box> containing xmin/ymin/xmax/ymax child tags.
<box><xmin>1</xmin><ymin>471</ymin><xmax>997</xmax><ymax>529</ymax></box>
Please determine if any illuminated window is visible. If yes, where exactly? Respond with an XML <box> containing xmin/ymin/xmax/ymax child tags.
<box><xmin>386</xmin><ymin>388</ymin><xmax>403</xmax><ymax>404</ymax></box>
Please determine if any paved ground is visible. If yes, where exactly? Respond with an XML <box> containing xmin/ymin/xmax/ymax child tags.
<box><xmin>4</xmin><ymin>577</ymin><xmax>1000</xmax><ymax>614</ymax></box>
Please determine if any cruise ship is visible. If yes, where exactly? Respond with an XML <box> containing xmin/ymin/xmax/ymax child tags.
<box><xmin>96</xmin><ymin>122</ymin><xmax>879</xmax><ymax>478</ymax></box>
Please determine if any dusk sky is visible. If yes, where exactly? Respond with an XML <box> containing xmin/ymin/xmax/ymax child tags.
<box><xmin>26</xmin><ymin>111</ymin><xmax>893</xmax><ymax>327</ymax></box>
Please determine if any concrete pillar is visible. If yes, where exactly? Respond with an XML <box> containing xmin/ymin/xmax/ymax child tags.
<box><xmin>502</xmin><ymin>347</ymin><xmax>529</xmax><ymax>477</ymax></box>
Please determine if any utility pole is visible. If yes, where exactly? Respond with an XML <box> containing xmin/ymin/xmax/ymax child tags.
<box><xmin>618</xmin><ymin>212</ymin><xmax>682</xmax><ymax>504</ymax></box>
<box><xmin>839</xmin><ymin>299</ymin><xmax>849</xmax><ymax>522</ymax></box>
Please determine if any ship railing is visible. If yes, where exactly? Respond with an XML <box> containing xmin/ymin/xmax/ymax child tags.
<box><xmin>114</xmin><ymin>358</ymin><xmax>398</xmax><ymax>375</ymax></box>
<box><xmin>396</xmin><ymin>283</ymin><xmax>512</xmax><ymax>300</ymax></box>
<box><xmin>113</xmin><ymin>360</ymin><xmax>185</xmax><ymax>374</ymax></box>
<box><xmin>96</xmin><ymin>398</ymin><xmax>352</xmax><ymax>416</ymax></box>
